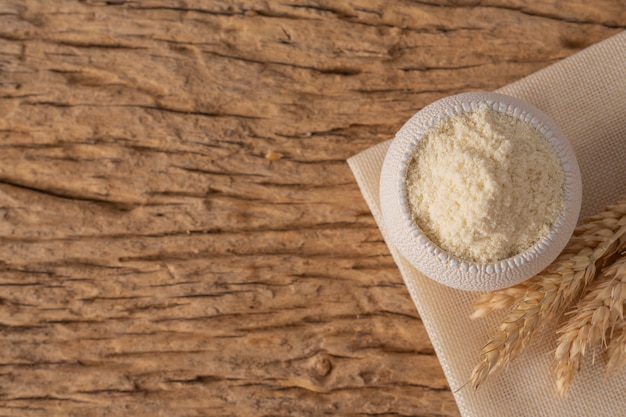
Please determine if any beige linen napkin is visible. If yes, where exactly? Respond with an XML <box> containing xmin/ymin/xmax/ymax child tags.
<box><xmin>348</xmin><ymin>31</ymin><xmax>626</xmax><ymax>417</ymax></box>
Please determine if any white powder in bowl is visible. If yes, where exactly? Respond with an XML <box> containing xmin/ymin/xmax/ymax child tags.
<box><xmin>406</xmin><ymin>105</ymin><xmax>564</xmax><ymax>263</ymax></box>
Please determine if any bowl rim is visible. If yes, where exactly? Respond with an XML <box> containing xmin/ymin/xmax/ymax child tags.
<box><xmin>380</xmin><ymin>91</ymin><xmax>582</xmax><ymax>291</ymax></box>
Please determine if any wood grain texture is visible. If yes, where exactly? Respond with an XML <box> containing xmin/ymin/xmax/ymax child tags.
<box><xmin>0</xmin><ymin>1</ymin><xmax>624</xmax><ymax>416</ymax></box>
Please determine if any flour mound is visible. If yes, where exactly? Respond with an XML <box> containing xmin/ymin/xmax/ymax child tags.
<box><xmin>406</xmin><ymin>106</ymin><xmax>564</xmax><ymax>263</ymax></box>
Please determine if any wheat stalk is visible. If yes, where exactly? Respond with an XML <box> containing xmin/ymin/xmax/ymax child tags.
<box><xmin>472</xmin><ymin>198</ymin><xmax>626</xmax><ymax>318</ymax></box>
<box><xmin>553</xmin><ymin>254</ymin><xmax>626</xmax><ymax>396</ymax></box>
<box><xmin>470</xmin><ymin>198</ymin><xmax>626</xmax><ymax>389</ymax></box>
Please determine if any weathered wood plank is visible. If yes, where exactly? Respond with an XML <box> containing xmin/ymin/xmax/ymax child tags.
<box><xmin>0</xmin><ymin>0</ymin><xmax>624</xmax><ymax>415</ymax></box>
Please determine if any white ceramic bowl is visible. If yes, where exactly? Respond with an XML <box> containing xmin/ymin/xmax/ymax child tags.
<box><xmin>380</xmin><ymin>92</ymin><xmax>582</xmax><ymax>291</ymax></box>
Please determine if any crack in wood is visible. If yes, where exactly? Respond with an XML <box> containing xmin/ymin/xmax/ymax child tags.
<box><xmin>0</xmin><ymin>177</ymin><xmax>138</xmax><ymax>208</ymax></box>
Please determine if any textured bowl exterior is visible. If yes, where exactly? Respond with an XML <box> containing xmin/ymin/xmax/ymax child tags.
<box><xmin>380</xmin><ymin>92</ymin><xmax>582</xmax><ymax>291</ymax></box>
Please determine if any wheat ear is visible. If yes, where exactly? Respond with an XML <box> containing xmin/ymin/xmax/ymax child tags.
<box><xmin>606</xmin><ymin>320</ymin><xmax>626</xmax><ymax>373</ymax></box>
<box><xmin>472</xmin><ymin>198</ymin><xmax>626</xmax><ymax>318</ymax></box>
<box><xmin>471</xmin><ymin>284</ymin><xmax>529</xmax><ymax>320</ymax></box>
<box><xmin>553</xmin><ymin>254</ymin><xmax>626</xmax><ymax>396</ymax></box>
<box><xmin>470</xmin><ymin>199</ymin><xmax>626</xmax><ymax>389</ymax></box>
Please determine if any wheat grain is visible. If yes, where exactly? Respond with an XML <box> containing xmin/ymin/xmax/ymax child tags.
<box><xmin>606</xmin><ymin>320</ymin><xmax>626</xmax><ymax>373</ymax></box>
<box><xmin>470</xmin><ymin>197</ymin><xmax>626</xmax><ymax>389</ymax></box>
<box><xmin>553</xmin><ymin>254</ymin><xmax>626</xmax><ymax>396</ymax></box>
<box><xmin>471</xmin><ymin>284</ymin><xmax>529</xmax><ymax>320</ymax></box>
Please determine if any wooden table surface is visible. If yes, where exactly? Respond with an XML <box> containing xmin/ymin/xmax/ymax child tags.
<box><xmin>0</xmin><ymin>1</ymin><xmax>624</xmax><ymax>416</ymax></box>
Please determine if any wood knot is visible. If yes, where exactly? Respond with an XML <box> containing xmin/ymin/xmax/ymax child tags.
<box><xmin>310</xmin><ymin>354</ymin><xmax>333</xmax><ymax>378</ymax></box>
<box><xmin>265</xmin><ymin>150</ymin><xmax>283</xmax><ymax>161</ymax></box>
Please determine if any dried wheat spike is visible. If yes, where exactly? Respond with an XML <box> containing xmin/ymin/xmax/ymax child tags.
<box><xmin>553</xmin><ymin>254</ymin><xmax>626</xmax><ymax>396</ymax></box>
<box><xmin>470</xmin><ymin>197</ymin><xmax>626</xmax><ymax>389</ymax></box>
<box><xmin>472</xmin><ymin>198</ymin><xmax>626</xmax><ymax>318</ymax></box>
<box><xmin>606</xmin><ymin>320</ymin><xmax>626</xmax><ymax>373</ymax></box>
<box><xmin>471</xmin><ymin>284</ymin><xmax>529</xmax><ymax>320</ymax></box>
